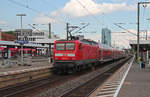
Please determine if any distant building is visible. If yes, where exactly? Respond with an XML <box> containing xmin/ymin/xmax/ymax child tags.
<box><xmin>101</xmin><ymin>28</ymin><xmax>111</xmax><ymax>46</ymax></box>
<box><xmin>14</xmin><ymin>29</ymin><xmax>60</xmax><ymax>56</ymax></box>
<box><xmin>15</xmin><ymin>29</ymin><xmax>34</xmax><ymax>41</ymax></box>
<box><xmin>0</xmin><ymin>29</ymin><xmax>16</xmax><ymax>41</ymax></box>
<box><xmin>1</xmin><ymin>33</ymin><xmax>16</xmax><ymax>41</ymax></box>
<box><xmin>15</xmin><ymin>29</ymin><xmax>60</xmax><ymax>43</ymax></box>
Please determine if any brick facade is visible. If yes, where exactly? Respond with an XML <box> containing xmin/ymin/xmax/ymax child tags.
<box><xmin>1</xmin><ymin>33</ymin><xmax>16</xmax><ymax>41</ymax></box>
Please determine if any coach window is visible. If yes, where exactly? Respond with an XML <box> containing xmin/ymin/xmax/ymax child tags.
<box><xmin>66</xmin><ymin>43</ymin><xmax>75</xmax><ymax>50</ymax></box>
<box><xmin>55</xmin><ymin>43</ymin><xmax>65</xmax><ymax>50</ymax></box>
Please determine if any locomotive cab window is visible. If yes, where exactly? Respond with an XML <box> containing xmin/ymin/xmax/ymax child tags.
<box><xmin>55</xmin><ymin>43</ymin><xmax>65</xmax><ymax>50</ymax></box>
<box><xmin>66</xmin><ymin>43</ymin><xmax>75</xmax><ymax>50</ymax></box>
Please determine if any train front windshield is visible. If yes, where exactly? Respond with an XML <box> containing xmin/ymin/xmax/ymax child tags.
<box><xmin>55</xmin><ymin>43</ymin><xmax>65</xmax><ymax>50</ymax></box>
<box><xmin>55</xmin><ymin>43</ymin><xmax>75</xmax><ymax>50</ymax></box>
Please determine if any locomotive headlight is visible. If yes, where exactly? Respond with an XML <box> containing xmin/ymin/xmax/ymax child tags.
<box><xmin>55</xmin><ymin>53</ymin><xmax>63</xmax><ymax>56</ymax></box>
<box><xmin>67</xmin><ymin>53</ymin><xmax>75</xmax><ymax>56</ymax></box>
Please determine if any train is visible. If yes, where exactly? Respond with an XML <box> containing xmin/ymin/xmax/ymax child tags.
<box><xmin>53</xmin><ymin>39</ymin><xmax>125</xmax><ymax>74</ymax></box>
<box><xmin>0</xmin><ymin>47</ymin><xmax>37</xmax><ymax>58</ymax></box>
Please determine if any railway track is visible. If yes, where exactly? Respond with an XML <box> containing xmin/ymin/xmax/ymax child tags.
<box><xmin>0</xmin><ymin>74</ymin><xmax>77</xmax><ymax>97</ymax></box>
<box><xmin>0</xmin><ymin>65</ymin><xmax>98</xmax><ymax>97</ymax></box>
<box><xmin>59</xmin><ymin>57</ymin><xmax>131</xmax><ymax>97</ymax></box>
<box><xmin>0</xmin><ymin>57</ymin><xmax>131</xmax><ymax>97</ymax></box>
<box><xmin>0</xmin><ymin>75</ymin><xmax>52</xmax><ymax>97</ymax></box>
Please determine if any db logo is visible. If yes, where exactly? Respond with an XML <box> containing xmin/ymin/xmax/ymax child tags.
<box><xmin>64</xmin><ymin>53</ymin><xmax>67</xmax><ymax>56</ymax></box>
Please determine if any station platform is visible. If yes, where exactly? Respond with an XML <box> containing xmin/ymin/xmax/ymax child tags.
<box><xmin>0</xmin><ymin>62</ymin><xmax>52</xmax><ymax>76</ymax></box>
<box><xmin>118</xmin><ymin>62</ymin><xmax>150</xmax><ymax>97</ymax></box>
<box><xmin>0</xmin><ymin>61</ymin><xmax>53</xmax><ymax>77</ymax></box>
<box><xmin>0</xmin><ymin>58</ymin><xmax>53</xmax><ymax>88</ymax></box>
<box><xmin>0</xmin><ymin>57</ymin><xmax>53</xmax><ymax>73</ymax></box>
<box><xmin>94</xmin><ymin>56</ymin><xmax>150</xmax><ymax>97</ymax></box>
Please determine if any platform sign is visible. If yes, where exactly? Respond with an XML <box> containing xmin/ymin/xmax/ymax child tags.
<box><xmin>15</xmin><ymin>40</ymin><xmax>29</xmax><ymax>44</ymax></box>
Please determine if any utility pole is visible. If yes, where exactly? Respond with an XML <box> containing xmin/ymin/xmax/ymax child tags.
<box><xmin>66</xmin><ymin>23</ymin><xmax>69</xmax><ymax>40</ymax></box>
<box><xmin>137</xmin><ymin>2</ymin><xmax>150</xmax><ymax>62</ymax></box>
<box><xmin>48</xmin><ymin>23</ymin><xmax>51</xmax><ymax>63</ymax></box>
<box><xmin>146</xmin><ymin>30</ymin><xmax>147</xmax><ymax>40</ymax></box>
<box><xmin>48</xmin><ymin>23</ymin><xmax>51</xmax><ymax>39</ymax></box>
<box><xmin>137</xmin><ymin>2</ymin><xmax>140</xmax><ymax>62</ymax></box>
<box><xmin>66</xmin><ymin>22</ymin><xmax>90</xmax><ymax>40</ymax></box>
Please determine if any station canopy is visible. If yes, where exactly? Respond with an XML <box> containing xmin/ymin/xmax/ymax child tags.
<box><xmin>0</xmin><ymin>40</ymin><xmax>48</xmax><ymax>48</ymax></box>
<box><xmin>129</xmin><ymin>40</ymin><xmax>150</xmax><ymax>50</ymax></box>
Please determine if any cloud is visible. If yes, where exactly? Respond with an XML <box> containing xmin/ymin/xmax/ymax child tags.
<box><xmin>34</xmin><ymin>0</ymin><xmax>136</xmax><ymax>24</ymax></box>
<box><xmin>113</xmin><ymin>0</ymin><xmax>122</xmax><ymax>1</ymax></box>
<box><xmin>86</xmin><ymin>33</ymin><xmax>101</xmax><ymax>41</ymax></box>
<box><xmin>34</xmin><ymin>16</ymin><xmax>56</xmax><ymax>24</ymax></box>
<box><xmin>52</xmin><ymin>0</ymin><xmax>136</xmax><ymax>17</ymax></box>
<box><xmin>0</xmin><ymin>20</ymin><xmax>7</xmax><ymax>24</ymax></box>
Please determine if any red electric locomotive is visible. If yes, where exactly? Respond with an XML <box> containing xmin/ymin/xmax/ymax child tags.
<box><xmin>53</xmin><ymin>39</ymin><xmax>100</xmax><ymax>73</ymax></box>
<box><xmin>53</xmin><ymin>39</ymin><xmax>125</xmax><ymax>74</ymax></box>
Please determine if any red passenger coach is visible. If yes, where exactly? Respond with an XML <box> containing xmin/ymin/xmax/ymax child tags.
<box><xmin>0</xmin><ymin>47</ymin><xmax>17</xmax><ymax>57</ymax></box>
<box><xmin>53</xmin><ymin>39</ymin><xmax>100</xmax><ymax>73</ymax></box>
<box><xmin>18</xmin><ymin>48</ymin><xmax>37</xmax><ymax>56</ymax></box>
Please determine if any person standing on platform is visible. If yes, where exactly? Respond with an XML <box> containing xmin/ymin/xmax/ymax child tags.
<box><xmin>138</xmin><ymin>56</ymin><xmax>142</xmax><ymax>69</ymax></box>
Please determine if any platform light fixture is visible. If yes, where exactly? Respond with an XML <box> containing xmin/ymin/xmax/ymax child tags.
<box><xmin>16</xmin><ymin>13</ymin><xmax>26</xmax><ymax>65</ymax></box>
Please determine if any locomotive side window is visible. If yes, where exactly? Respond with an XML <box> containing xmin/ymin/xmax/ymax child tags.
<box><xmin>66</xmin><ymin>43</ymin><xmax>75</xmax><ymax>50</ymax></box>
<box><xmin>55</xmin><ymin>43</ymin><xmax>65</xmax><ymax>50</ymax></box>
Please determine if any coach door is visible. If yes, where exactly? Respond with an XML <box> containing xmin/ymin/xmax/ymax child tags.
<box><xmin>101</xmin><ymin>48</ymin><xmax>103</xmax><ymax>61</ymax></box>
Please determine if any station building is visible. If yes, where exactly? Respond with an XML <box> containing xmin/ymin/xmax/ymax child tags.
<box><xmin>14</xmin><ymin>29</ymin><xmax>59</xmax><ymax>43</ymax></box>
<box><xmin>0</xmin><ymin>30</ymin><xmax>16</xmax><ymax>41</ymax></box>
<box><xmin>0</xmin><ymin>28</ymin><xmax>60</xmax><ymax>58</ymax></box>
<box><xmin>14</xmin><ymin>29</ymin><xmax>60</xmax><ymax>56</ymax></box>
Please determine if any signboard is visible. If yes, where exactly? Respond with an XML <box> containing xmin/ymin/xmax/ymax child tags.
<box><xmin>15</xmin><ymin>40</ymin><xmax>29</xmax><ymax>44</ymax></box>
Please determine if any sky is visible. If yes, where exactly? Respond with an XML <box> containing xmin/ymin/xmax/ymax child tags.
<box><xmin>0</xmin><ymin>0</ymin><xmax>150</xmax><ymax>48</ymax></box>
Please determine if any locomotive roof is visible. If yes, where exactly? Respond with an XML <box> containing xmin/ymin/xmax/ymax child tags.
<box><xmin>55</xmin><ymin>39</ymin><xmax>123</xmax><ymax>51</ymax></box>
<box><xmin>56</xmin><ymin>39</ymin><xmax>98</xmax><ymax>45</ymax></box>
<box><xmin>100</xmin><ymin>44</ymin><xmax>123</xmax><ymax>51</ymax></box>
<box><xmin>80</xmin><ymin>39</ymin><xmax>98</xmax><ymax>45</ymax></box>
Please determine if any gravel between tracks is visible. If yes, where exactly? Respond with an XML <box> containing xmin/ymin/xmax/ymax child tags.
<box><xmin>35</xmin><ymin>60</ymin><xmax>123</xmax><ymax>97</ymax></box>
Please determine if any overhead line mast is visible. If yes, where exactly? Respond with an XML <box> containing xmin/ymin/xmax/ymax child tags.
<box><xmin>137</xmin><ymin>2</ymin><xmax>150</xmax><ymax>62</ymax></box>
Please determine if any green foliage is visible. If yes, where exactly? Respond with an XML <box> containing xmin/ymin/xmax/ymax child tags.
<box><xmin>3</xmin><ymin>31</ymin><xmax>16</xmax><ymax>35</ymax></box>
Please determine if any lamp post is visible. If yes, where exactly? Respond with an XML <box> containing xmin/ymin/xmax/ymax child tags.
<box><xmin>16</xmin><ymin>14</ymin><xmax>26</xmax><ymax>65</ymax></box>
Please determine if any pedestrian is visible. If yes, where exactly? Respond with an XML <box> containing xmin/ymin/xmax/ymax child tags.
<box><xmin>138</xmin><ymin>56</ymin><xmax>142</xmax><ymax>69</ymax></box>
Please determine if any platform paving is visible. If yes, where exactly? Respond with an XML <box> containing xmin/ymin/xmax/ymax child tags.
<box><xmin>0</xmin><ymin>57</ymin><xmax>53</xmax><ymax>75</ymax></box>
<box><xmin>118</xmin><ymin>62</ymin><xmax>150</xmax><ymax>97</ymax></box>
